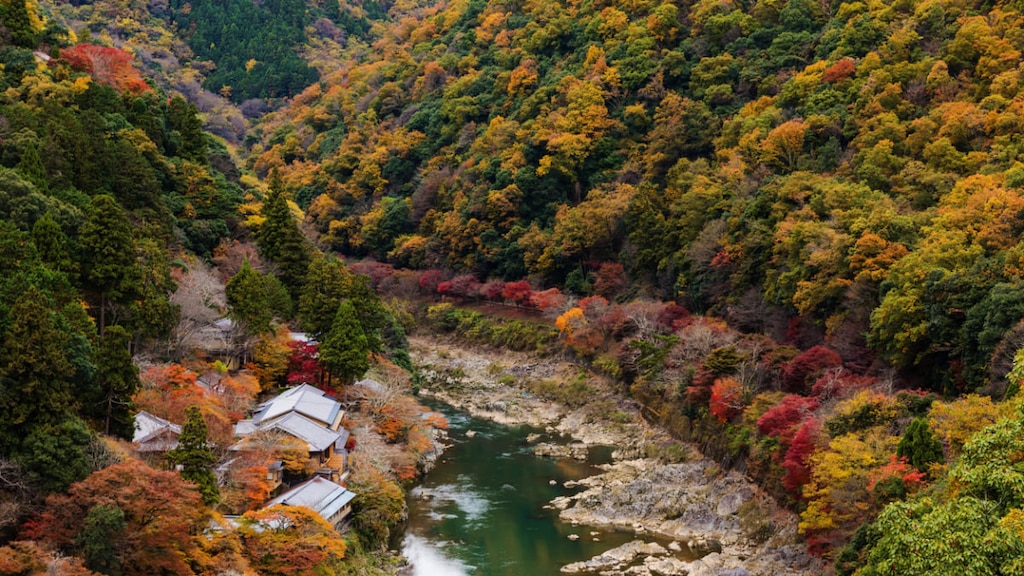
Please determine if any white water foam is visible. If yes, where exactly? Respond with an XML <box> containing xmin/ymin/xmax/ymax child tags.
<box><xmin>413</xmin><ymin>478</ymin><xmax>490</xmax><ymax>525</ymax></box>
<box><xmin>402</xmin><ymin>534</ymin><xmax>471</xmax><ymax>576</ymax></box>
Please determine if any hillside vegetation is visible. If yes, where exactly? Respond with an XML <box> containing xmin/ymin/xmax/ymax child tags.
<box><xmin>250</xmin><ymin>0</ymin><xmax>1024</xmax><ymax>396</ymax></box>
<box><xmin>8</xmin><ymin>0</ymin><xmax>1024</xmax><ymax>571</ymax></box>
<box><xmin>0</xmin><ymin>8</ymin><xmax>429</xmax><ymax>574</ymax></box>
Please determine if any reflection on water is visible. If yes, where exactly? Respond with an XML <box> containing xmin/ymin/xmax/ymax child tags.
<box><xmin>400</xmin><ymin>398</ymin><xmax>657</xmax><ymax>576</ymax></box>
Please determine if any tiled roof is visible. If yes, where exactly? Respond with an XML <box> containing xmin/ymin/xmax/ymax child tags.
<box><xmin>261</xmin><ymin>412</ymin><xmax>344</xmax><ymax>452</ymax></box>
<box><xmin>250</xmin><ymin>384</ymin><xmax>341</xmax><ymax>428</ymax></box>
<box><xmin>133</xmin><ymin>411</ymin><xmax>181</xmax><ymax>445</ymax></box>
<box><xmin>265</xmin><ymin>477</ymin><xmax>356</xmax><ymax>522</ymax></box>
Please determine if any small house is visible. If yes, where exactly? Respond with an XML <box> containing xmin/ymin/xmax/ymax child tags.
<box><xmin>133</xmin><ymin>411</ymin><xmax>181</xmax><ymax>453</ymax></box>
<box><xmin>233</xmin><ymin>384</ymin><xmax>350</xmax><ymax>482</ymax></box>
<box><xmin>263</xmin><ymin>476</ymin><xmax>357</xmax><ymax>531</ymax></box>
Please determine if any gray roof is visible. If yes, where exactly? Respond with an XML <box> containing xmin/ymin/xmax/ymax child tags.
<box><xmin>250</xmin><ymin>384</ymin><xmax>342</xmax><ymax>429</ymax></box>
<box><xmin>234</xmin><ymin>419</ymin><xmax>258</xmax><ymax>436</ymax></box>
<box><xmin>257</xmin><ymin>412</ymin><xmax>343</xmax><ymax>452</ymax></box>
<box><xmin>265</xmin><ymin>477</ymin><xmax>356</xmax><ymax>522</ymax></box>
<box><xmin>133</xmin><ymin>411</ymin><xmax>181</xmax><ymax>450</ymax></box>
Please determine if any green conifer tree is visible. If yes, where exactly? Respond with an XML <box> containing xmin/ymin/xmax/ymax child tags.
<box><xmin>0</xmin><ymin>286</ymin><xmax>75</xmax><ymax>450</ymax></box>
<box><xmin>897</xmin><ymin>417</ymin><xmax>945</xmax><ymax>473</ymax></box>
<box><xmin>76</xmin><ymin>504</ymin><xmax>127</xmax><ymax>574</ymax></box>
<box><xmin>93</xmin><ymin>325</ymin><xmax>140</xmax><ymax>439</ymax></box>
<box><xmin>31</xmin><ymin>212</ymin><xmax>76</xmax><ymax>280</ymax></box>
<box><xmin>80</xmin><ymin>194</ymin><xmax>138</xmax><ymax>336</ymax></box>
<box><xmin>167</xmin><ymin>96</ymin><xmax>208</xmax><ymax>162</ymax></box>
<box><xmin>319</xmin><ymin>300</ymin><xmax>370</xmax><ymax>388</ymax></box>
<box><xmin>298</xmin><ymin>255</ymin><xmax>351</xmax><ymax>342</ymax></box>
<box><xmin>124</xmin><ymin>238</ymin><xmax>177</xmax><ymax>342</ymax></box>
<box><xmin>2</xmin><ymin>0</ymin><xmax>36</xmax><ymax>47</ymax></box>
<box><xmin>15</xmin><ymin>416</ymin><xmax>93</xmax><ymax>493</ymax></box>
<box><xmin>226</xmin><ymin>258</ymin><xmax>274</xmax><ymax>336</ymax></box>
<box><xmin>257</xmin><ymin>170</ymin><xmax>311</xmax><ymax>301</ymax></box>
<box><xmin>167</xmin><ymin>406</ymin><xmax>219</xmax><ymax>505</ymax></box>
<box><xmin>343</xmin><ymin>274</ymin><xmax>388</xmax><ymax>353</ymax></box>
<box><xmin>15</xmin><ymin>137</ymin><xmax>46</xmax><ymax>190</ymax></box>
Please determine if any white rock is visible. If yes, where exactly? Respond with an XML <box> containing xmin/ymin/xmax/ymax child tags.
<box><xmin>647</xmin><ymin>557</ymin><xmax>691</xmax><ymax>576</ymax></box>
<box><xmin>568</xmin><ymin>534</ymin><xmax>580</xmax><ymax>541</ymax></box>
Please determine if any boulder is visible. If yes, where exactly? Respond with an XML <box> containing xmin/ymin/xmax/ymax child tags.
<box><xmin>715</xmin><ymin>492</ymin><xmax>747</xmax><ymax>517</ymax></box>
<box><xmin>647</xmin><ymin>557</ymin><xmax>691</xmax><ymax>576</ymax></box>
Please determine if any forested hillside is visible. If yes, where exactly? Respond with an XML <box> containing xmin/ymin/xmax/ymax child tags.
<box><xmin>38</xmin><ymin>0</ymin><xmax>395</xmax><ymax>142</ymax></box>
<box><xmin>0</xmin><ymin>0</ymin><xmax>240</xmax><ymax>502</ymax></box>
<box><xmin>9</xmin><ymin>0</ymin><xmax>1024</xmax><ymax>570</ymax></box>
<box><xmin>250</xmin><ymin>0</ymin><xmax>1024</xmax><ymax>396</ymax></box>
<box><xmin>0</xmin><ymin>6</ymin><xmax>431</xmax><ymax>573</ymax></box>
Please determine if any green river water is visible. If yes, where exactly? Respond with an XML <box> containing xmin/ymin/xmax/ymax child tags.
<box><xmin>399</xmin><ymin>399</ymin><xmax>675</xmax><ymax>575</ymax></box>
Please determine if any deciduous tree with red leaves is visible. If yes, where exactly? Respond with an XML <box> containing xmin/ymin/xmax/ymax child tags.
<box><xmin>503</xmin><ymin>280</ymin><xmax>534</xmax><ymax>307</ymax></box>
<box><xmin>709</xmin><ymin>377</ymin><xmax>743</xmax><ymax>422</ymax></box>
<box><xmin>24</xmin><ymin>461</ymin><xmax>207</xmax><ymax>575</ymax></box>
<box><xmin>438</xmin><ymin>274</ymin><xmax>481</xmax><ymax>298</ymax></box>
<box><xmin>781</xmin><ymin>346</ymin><xmax>843</xmax><ymax>394</ymax></box>
<box><xmin>60</xmin><ymin>45</ymin><xmax>151</xmax><ymax>94</ymax></box>
<box><xmin>286</xmin><ymin>341</ymin><xmax>322</xmax><ymax>387</ymax></box>
<box><xmin>348</xmin><ymin>261</ymin><xmax>395</xmax><ymax>289</ymax></box>
<box><xmin>757</xmin><ymin>394</ymin><xmax>820</xmax><ymax>442</ymax></box>
<box><xmin>782</xmin><ymin>417</ymin><xmax>821</xmax><ymax>494</ymax></box>
<box><xmin>480</xmin><ymin>281</ymin><xmax>506</xmax><ymax>301</ymax></box>
<box><xmin>593</xmin><ymin>262</ymin><xmax>627</xmax><ymax>298</ymax></box>
<box><xmin>531</xmin><ymin>287</ymin><xmax>567</xmax><ymax>311</ymax></box>
<box><xmin>418</xmin><ymin>269</ymin><xmax>444</xmax><ymax>295</ymax></box>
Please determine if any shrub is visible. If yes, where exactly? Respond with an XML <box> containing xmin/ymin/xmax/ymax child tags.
<box><xmin>710</xmin><ymin>377</ymin><xmax>744</xmax><ymax>422</ymax></box>
<box><xmin>781</xmin><ymin>346</ymin><xmax>842</xmax><ymax>394</ymax></box>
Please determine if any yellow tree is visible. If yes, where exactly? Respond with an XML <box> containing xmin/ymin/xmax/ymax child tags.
<box><xmin>761</xmin><ymin>119</ymin><xmax>808</xmax><ymax>172</ymax></box>
<box><xmin>535</xmin><ymin>183</ymin><xmax>637</xmax><ymax>274</ymax></box>
<box><xmin>534</xmin><ymin>77</ymin><xmax>619</xmax><ymax>195</ymax></box>
<box><xmin>800</xmin><ymin>426</ymin><xmax>897</xmax><ymax>544</ymax></box>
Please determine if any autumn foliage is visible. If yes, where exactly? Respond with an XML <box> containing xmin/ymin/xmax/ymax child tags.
<box><xmin>25</xmin><ymin>462</ymin><xmax>207</xmax><ymax>575</ymax></box>
<box><xmin>60</xmin><ymin>45</ymin><xmax>151</xmax><ymax>94</ymax></box>
<box><xmin>238</xmin><ymin>505</ymin><xmax>347</xmax><ymax>576</ymax></box>
<box><xmin>781</xmin><ymin>346</ymin><xmax>843</xmax><ymax>395</ymax></box>
<box><xmin>709</xmin><ymin>377</ymin><xmax>743</xmax><ymax>422</ymax></box>
<box><xmin>781</xmin><ymin>418</ymin><xmax>821</xmax><ymax>495</ymax></box>
<box><xmin>757</xmin><ymin>395</ymin><xmax>820</xmax><ymax>441</ymax></box>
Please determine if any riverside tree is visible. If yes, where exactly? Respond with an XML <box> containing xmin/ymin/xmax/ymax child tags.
<box><xmin>319</xmin><ymin>300</ymin><xmax>370</xmax><ymax>388</ymax></box>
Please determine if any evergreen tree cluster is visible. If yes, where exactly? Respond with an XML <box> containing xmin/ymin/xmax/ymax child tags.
<box><xmin>164</xmin><ymin>0</ymin><xmax>386</xmax><ymax>102</ymax></box>
<box><xmin>0</xmin><ymin>29</ymin><xmax>243</xmax><ymax>495</ymax></box>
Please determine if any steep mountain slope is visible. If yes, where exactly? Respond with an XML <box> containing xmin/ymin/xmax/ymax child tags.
<box><xmin>251</xmin><ymin>0</ymin><xmax>1024</xmax><ymax>394</ymax></box>
<box><xmin>38</xmin><ymin>0</ymin><xmax>392</xmax><ymax>142</ymax></box>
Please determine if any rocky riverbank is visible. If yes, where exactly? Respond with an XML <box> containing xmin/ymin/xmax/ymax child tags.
<box><xmin>409</xmin><ymin>336</ymin><xmax>824</xmax><ymax>576</ymax></box>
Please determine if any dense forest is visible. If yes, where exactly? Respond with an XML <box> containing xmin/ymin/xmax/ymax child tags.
<box><xmin>242</xmin><ymin>0</ymin><xmax>1024</xmax><ymax>566</ymax></box>
<box><xmin>4</xmin><ymin>0</ymin><xmax>1024</xmax><ymax>570</ymax></box>
<box><xmin>249</xmin><ymin>0</ymin><xmax>1024</xmax><ymax>397</ymax></box>
<box><xmin>0</xmin><ymin>3</ymin><xmax>433</xmax><ymax>574</ymax></box>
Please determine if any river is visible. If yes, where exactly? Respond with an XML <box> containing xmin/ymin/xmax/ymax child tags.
<box><xmin>399</xmin><ymin>398</ymin><xmax>674</xmax><ymax>575</ymax></box>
